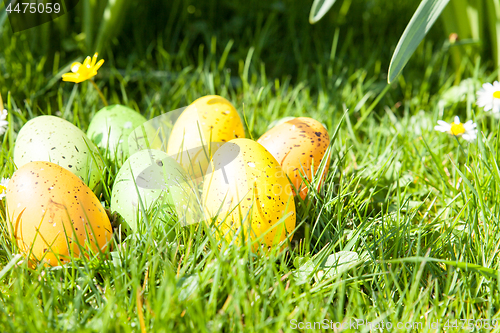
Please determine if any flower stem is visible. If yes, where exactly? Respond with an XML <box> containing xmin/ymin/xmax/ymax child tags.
<box><xmin>64</xmin><ymin>84</ymin><xmax>79</xmax><ymax>118</ymax></box>
<box><xmin>90</xmin><ymin>79</ymin><xmax>108</xmax><ymax>106</ymax></box>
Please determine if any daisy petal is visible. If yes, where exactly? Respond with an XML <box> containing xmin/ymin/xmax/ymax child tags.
<box><xmin>0</xmin><ymin>109</ymin><xmax>7</xmax><ymax>121</ymax></box>
<box><xmin>463</xmin><ymin>133</ymin><xmax>476</xmax><ymax>142</ymax></box>
<box><xmin>482</xmin><ymin>82</ymin><xmax>493</xmax><ymax>90</ymax></box>
<box><xmin>435</xmin><ymin>125</ymin><xmax>449</xmax><ymax>132</ymax></box>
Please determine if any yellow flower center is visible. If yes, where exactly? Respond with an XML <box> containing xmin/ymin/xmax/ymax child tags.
<box><xmin>493</xmin><ymin>91</ymin><xmax>500</xmax><ymax>99</ymax></box>
<box><xmin>0</xmin><ymin>185</ymin><xmax>6</xmax><ymax>194</ymax></box>
<box><xmin>80</xmin><ymin>66</ymin><xmax>93</xmax><ymax>76</ymax></box>
<box><xmin>450</xmin><ymin>122</ymin><xmax>466</xmax><ymax>136</ymax></box>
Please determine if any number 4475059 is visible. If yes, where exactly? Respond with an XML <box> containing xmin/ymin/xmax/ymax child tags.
<box><xmin>6</xmin><ymin>2</ymin><xmax>61</xmax><ymax>14</ymax></box>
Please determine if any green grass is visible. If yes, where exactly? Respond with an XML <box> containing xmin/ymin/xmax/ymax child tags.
<box><xmin>2</xmin><ymin>2</ymin><xmax>500</xmax><ymax>332</ymax></box>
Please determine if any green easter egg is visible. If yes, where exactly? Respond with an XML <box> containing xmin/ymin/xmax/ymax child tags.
<box><xmin>87</xmin><ymin>105</ymin><xmax>147</xmax><ymax>162</ymax></box>
<box><xmin>14</xmin><ymin>115</ymin><xmax>104</xmax><ymax>190</ymax></box>
<box><xmin>111</xmin><ymin>149</ymin><xmax>195</xmax><ymax>232</ymax></box>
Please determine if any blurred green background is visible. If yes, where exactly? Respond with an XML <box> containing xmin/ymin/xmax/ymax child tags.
<box><xmin>1</xmin><ymin>0</ymin><xmax>450</xmax><ymax>110</ymax></box>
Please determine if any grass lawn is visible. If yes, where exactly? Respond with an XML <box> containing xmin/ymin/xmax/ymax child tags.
<box><xmin>1</xmin><ymin>1</ymin><xmax>500</xmax><ymax>331</ymax></box>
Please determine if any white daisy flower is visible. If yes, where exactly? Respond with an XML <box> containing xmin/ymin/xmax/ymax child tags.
<box><xmin>0</xmin><ymin>109</ymin><xmax>8</xmax><ymax>136</ymax></box>
<box><xmin>434</xmin><ymin>116</ymin><xmax>477</xmax><ymax>142</ymax></box>
<box><xmin>0</xmin><ymin>178</ymin><xmax>9</xmax><ymax>200</ymax></box>
<box><xmin>476</xmin><ymin>81</ymin><xmax>500</xmax><ymax>113</ymax></box>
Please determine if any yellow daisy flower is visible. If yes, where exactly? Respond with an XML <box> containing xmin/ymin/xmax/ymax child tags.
<box><xmin>0</xmin><ymin>177</ymin><xmax>9</xmax><ymax>200</ymax></box>
<box><xmin>434</xmin><ymin>116</ymin><xmax>477</xmax><ymax>142</ymax></box>
<box><xmin>476</xmin><ymin>81</ymin><xmax>500</xmax><ymax>113</ymax></box>
<box><xmin>62</xmin><ymin>53</ymin><xmax>104</xmax><ymax>83</ymax></box>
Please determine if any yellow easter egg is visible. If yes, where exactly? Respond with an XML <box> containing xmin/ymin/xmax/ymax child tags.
<box><xmin>167</xmin><ymin>95</ymin><xmax>245</xmax><ymax>179</ymax></box>
<box><xmin>202</xmin><ymin>138</ymin><xmax>295</xmax><ymax>249</ymax></box>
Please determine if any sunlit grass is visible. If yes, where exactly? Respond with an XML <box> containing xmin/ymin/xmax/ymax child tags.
<box><xmin>1</xmin><ymin>8</ymin><xmax>500</xmax><ymax>332</ymax></box>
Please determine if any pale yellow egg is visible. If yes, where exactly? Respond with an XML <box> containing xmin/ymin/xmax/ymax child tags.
<box><xmin>167</xmin><ymin>95</ymin><xmax>245</xmax><ymax>179</ymax></box>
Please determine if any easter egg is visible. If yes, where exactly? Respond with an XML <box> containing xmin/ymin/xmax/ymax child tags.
<box><xmin>111</xmin><ymin>150</ymin><xmax>195</xmax><ymax>232</ymax></box>
<box><xmin>202</xmin><ymin>138</ymin><xmax>296</xmax><ymax>249</ymax></box>
<box><xmin>266</xmin><ymin>117</ymin><xmax>296</xmax><ymax>131</ymax></box>
<box><xmin>5</xmin><ymin>161</ymin><xmax>112</xmax><ymax>266</ymax></box>
<box><xmin>257</xmin><ymin>117</ymin><xmax>330</xmax><ymax>199</ymax></box>
<box><xmin>166</xmin><ymin>95</ymin><xmax>245</xmax><ymax>179</ymax></box>
<box><xmin>126</xmin><ymin>119</ymin><xmax>166</xmax><ymax>157</ymax></box>
<box><xmin>87</xmin><ymin>104</ymin><xmax>147</xmax><ymax>162</ymax></box>
<box><xmin>13</xmin><ymin>115</ymin><xmax>104</xmax><ymax>190</ymax></box>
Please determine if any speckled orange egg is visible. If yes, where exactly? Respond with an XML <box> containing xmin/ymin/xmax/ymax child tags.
<box><xmin>6</xmin><ymin>161</ymin><xmax>112</xmax><ymax>266</ymax></box>
<box><xmin>167</xmin><ymin>95</ymin><xmax>245</xmax><ymax>179</ymax></box>
<box><xmin>202</xmin><ymin>138</ymin><xmax>296</xmax><ymax>249</ymax></box>
<box><xmin>257</xmin><ymin>117</ymin><xmax>330</xmax><ymax>199</ymax></box>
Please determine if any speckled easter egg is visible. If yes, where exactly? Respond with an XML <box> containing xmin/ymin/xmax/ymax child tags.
<box><xmin>111</xmin><ymin>150</ymin><xmax>193</xmax><ymax>232</ymax></box>
<box><xmin>266</xmin><ymin>117</ymin><xmax>296</xmax><ymax>131</ymax></box>
<box><xmin>13</xmin><ymin>115</ymin><xmax>104</xmax><ymax>190</ymax></box>
<box><xmin>257</xmin><ymin>117</ymin><xmax>330</xmax><ymax>199</ymax></box>
<box><xmin>166</xmin><ymin>95</ymin><xmax>245</xmax><ymax>179</ymax></box>
<box><xmin>202</xmin><ymin>138</ymin><xmax>296</xmax><ymax>249</ymax></box>
<box><xmin>6</xmin><ymin>161</ymin><xmax>112</xmax><ymax>266</ymax></box>
<box><xmin>87</xmin><ymin>105</ymin><xmax>147</xmax><ymax>162</ymax></box>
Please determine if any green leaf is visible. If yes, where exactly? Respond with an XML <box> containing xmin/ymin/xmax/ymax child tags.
<box><xmin>309</xmin><ymin>0</ymin><xmax>337</xmax><ymax>24</ymax></box>
<box><xmin>486</xmin><ymin>0</ymin><xmax>500</xmax><ymax>79</ymax></box>
<box><xmin>388</xmin><ymin>0</ymin><xmax>450</xmax><ymax>83</ymax></box>
<box><xmin>295</xmin><ymin>251</ymin><xmax>363</xmax><ymax>282</ymax></box>
<box><xmin>177</xmin><ymin>275</ymin><xmax>200</xmax><ymax>301</ymax></box>
<box><xmin>386</xmin><ymin>257</ymin><xmax>500</xmax><ymax>279</ymax></box>
<box><xmin>319</xmin><ymin>251</ymin><xmax>361</xmax><ymax>279</ymax></box>
<box><xmin>95</xmin><ymin>0</ymin><xmax>131</xmax><ymax>53</ymax></box>
<box><xmin>0</xmin><ymin>5</ymin><xmax>8</xmax><ymax>36</ymax></box>
<box><xmin>0</xmin><ymin>254</ymin><xmax>22</xmax><ymax>280</ymax></box>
